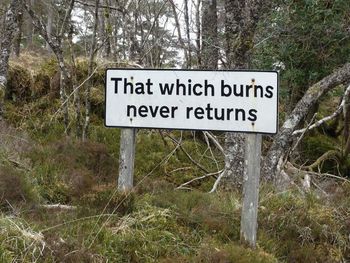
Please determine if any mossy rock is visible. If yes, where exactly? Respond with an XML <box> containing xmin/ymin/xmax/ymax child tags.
<box><xmin>75</xmin><ymin>59</ymin><xmax>105</xmax><ymax>86</ymax></box>
<box><xmin>90</xmin><ymin>85</ymin><xmax>104</xmax><ymax>117</ymax></box>
<box><xmin>32</xmin><ymin>71</ymin><xmax>51</xmax><ymax>97</ymax></box>
<box><xmin>7</xmin><ymin>63</ymin><xmax>32</xmax><ymax>102</ymax></box>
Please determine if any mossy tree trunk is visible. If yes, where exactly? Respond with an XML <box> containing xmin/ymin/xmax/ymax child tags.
<box><xmin>201</xmin><ymin>0</ymin><xmax>218</xmax><ymax>70</ymax></box>
<box><xmin>221</xmin><ymin>0</ymin><xmax>269</xmax><ymax>190</ymax></box>
<box><xmin>0</xmin><ymin>0</ymin><xmax>21</xmax><ymax>117</ymax></box>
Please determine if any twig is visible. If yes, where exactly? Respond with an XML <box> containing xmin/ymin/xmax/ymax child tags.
<box><xmin>307</xmin><ymin>170</ymin><xmax>350</xmax><ymax>183</ymax></box>
<box><xmin>40</xmin><ymin>204</ymin><xmax>77</xmax><ymax>210</ymax></box>
<box><xmin>176</xmin><ymin>169</ymin><xmax>223</xmax><ymax>190</ymax></box>
<box><xmin>167</xmin><ymin>134</ymin><xmax>210</xmax><ymax>173</ymax></box>
<box><xmin>203</xmin><ymin>131</ymin><xmax>225</xmax><ymax>154</ymax></box>
<box><xmin>209</xmin><ymin>169</ymin><xmax>226</xmax><ymax>193</ymax></box>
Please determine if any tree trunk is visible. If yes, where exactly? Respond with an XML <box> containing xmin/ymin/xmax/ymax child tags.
<box><xmin>27</xmin><ymin>0</ymin><xmax>35</xmax><ymax>47</ymax></box>
<box><xmin>184</xmin><ymin>0</ymin><xmax>191</xmax><ymax>68</ymax></box>
<box><xmin>195</xmin><ymin>0</ymin><xmax>201</xmax><ymax>67</ymax></box>
<box><xmin>14</xmin><ymin>6</ymin><xmax>23</xmax><ymax>57</ymax></box>
<box><xmin>0</xmin><ymin>0</ymin><xmax>21</xmax><ymax>116</ymax></box>
<box><xmin>105</xmin><ymin>0</ymin><xmax>116</xmax><ymax>59</ymax></box>
<box><xmin>220</xmin><ymin>0</ymin><xmax>268</xmax><ymax>190</ymax></box>
<box><xmin>46</xmin><ymin>5</ymin><xmax>53</xmax><ymax>52</ymax></box>
<box><xmin>201</xmin><ymin>0</ymin><xmax>218</xmax><ymax>69</ymax></box>
<box><xmin>262</xmin><ymin>63</ymin><xmax>350</xmax><ymax>182</ymax></box>
<box><xmin>82</xmin><ymin>0</ymin><xmax>99</xmax><ymax>141</ymax></box>
<box><xmin>169</xmin><ymin>0</ymin><xmax>188</xmax><ymax>67</ymax></box>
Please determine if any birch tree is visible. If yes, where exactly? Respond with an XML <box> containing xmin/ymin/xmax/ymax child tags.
<box><xmin>0</xmin><ymin>0</ymin><xmax>21</xmax><ymax>116</ymax></box>
<box><xmin>82</xmin><ymin>0</ymin><xmax>99</xmax><ymax>141</ymax></box>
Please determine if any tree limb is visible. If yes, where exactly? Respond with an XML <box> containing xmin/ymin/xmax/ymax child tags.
<box><xmin>293</xmin><ymin>84</ymin><xmax>350</xmax><ymax>135</ymax></box>
<box><xmin>262</xmin><ymin>63</ymin><xmax>350</xmax><ymax>181</ymax></box>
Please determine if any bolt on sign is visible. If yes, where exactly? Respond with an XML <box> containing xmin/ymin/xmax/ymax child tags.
<box><xmin>105</xmin><ymin>69</ymin><xmax>278</xmax><ymax>134</ymax></box>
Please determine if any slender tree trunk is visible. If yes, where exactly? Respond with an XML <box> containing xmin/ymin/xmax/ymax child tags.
<box><xmin>105</xmin><ymin>0</ymin><xmax>116</xmax><ymax>59</ymax></box>
<box><xmin>46</xmin><ymin>5</ymin><xmax>53</xmax><ymax>52</ymax></box>
<box><xmin>0</xmin><ymin>0</ymin><xmax>21</xmax><ymax>116</ymax></box>
<box><xmin>98</xmin><ymin>4</ymin><xmax>109</xmax><ymax>58</ymax></box>
<box><xmin>82</xmin><ymin>0</ymin><xmax>99</xmax><ymax>141</ymax></box>
<box><xmin>201</xmin><ymin>0</ymin><xmax>218</xmax><ymax>69</ymax></box>
<box><xmin>184</xmin><ymin>0</ymin><xmax>192</xmax><ymax>68</ymax></box>
<box><xmin>129</xmin><ymin>1</ymin><xmax>140</xmax><ymax>62</ymax></box>
<box><xmin>27</xmin><ymin>0</ymin><xmax>35</xmax><ymax>47</ymax></box>
<box><xmin>56</xmin><ymin>49</ymin><xmax>70</xmax><ymax>132</ymax></box>
<box><xmin>68</xmin><ymin>23</ymin><xmax>82</xmax><ymax>138</ymax></box>
<box><xmin>14</xmin><ymin>7</ymin><xmax>24</xmax><ymax>57</ymax></box>
<box><xmin>195</xmin><ymin>0</ymin><xmax>201</xmax><ymax>67</ymax></box>
<box><xmin>169</xmin><ymin>0</ymin><xmax>188</xmax><ymax>67</ymax></box>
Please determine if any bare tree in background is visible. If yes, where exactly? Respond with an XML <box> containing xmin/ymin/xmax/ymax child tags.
<box><xmin>82</xmin><ymin>0</ymin><xmax>99</xmax><ymax>141</ymax></box>
<box><xmin>23</xmin><ymin>0</ymin><xmax>75</xmax><ymax>132</ymax></box>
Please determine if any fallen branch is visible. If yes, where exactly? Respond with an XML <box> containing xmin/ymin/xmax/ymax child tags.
<box><xmin>303</xmin><ymin>150</ymin><xmax>341</xmax><ymax>171</ymax></box>
<box><xmin>203</xmin><ymin>131</ymin><xmax>225</xmax><ymax>154</ymax></box>
<box><xmin>40</xmin><ymin>204</ymin><xmax>77</xmax><ymax>210</ymax></box>
<box><xmin>307</xmin><ymin>170</ymin><xmax>350</xmax><ymax>183</ymax></box>
<box><xmin>209</xmin><ymin>169</ymin><xmax>226</xmax><ymax>193</ymax></box>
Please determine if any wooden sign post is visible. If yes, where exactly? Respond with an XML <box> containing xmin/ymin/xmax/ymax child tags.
<box><xmin>240</xmin><ymin>133</ymin><xmax>262</xmax><ymax>248</ymax></box>
<box><xmin>117</xmin><ymin>128</ymin><xmax>136</xmax><ymax>191</ymax></box>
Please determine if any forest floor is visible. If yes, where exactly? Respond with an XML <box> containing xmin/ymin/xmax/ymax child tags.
<box><xmin>0</xmin><ymin>52</ymin><xmax>349</xmax><ymax>262</ymax></box>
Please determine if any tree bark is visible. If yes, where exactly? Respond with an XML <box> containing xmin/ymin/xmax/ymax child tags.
<box><xmin>0</xmin><ymin>0</ymin><xmax>21</xmax><ymax>116</ymax></box>
<box><xmin>46</xmin><ymin>4</ymin><xmax>53</xmax><ymax>52</ymax></box>
<box><xmin>220</xmin><ymin>0</ymin><xmax>267</xmax><ymax>190</ymax></box>
<box><xmin>184</xmin><ymin>0</ymin><xmax>191</xmax><ymax>68</ymax></box>
<box><xmin>14</xmin><ymin>6</ymin><xmax>23</xmax><ymax>57</ymax></box>
<box><xmin>201</xmin><ymin>0</ymin><xmax>218</xmax><ymax>69</ymax></box>
<box><xmin>195</xmin><ymin>0</ymin><xmax>201</xmax><ymax>67</ymax></box>
<box><xmin>262</xmin><ymin>63</ymin><xmax>350</xmax><ymax>182</ymax></box>
<box><xmin>26</xmin><ymin>0</ymin><xmax>35</xmax><ymax>47</ymax></box>
<box><xmin>169</xmin><ymin>0</ymin><xmax>188</xmax><ymax>67</ymax></box>
<box><xmin>82</xmin><ymin>0</ymin><xmax>99</xmax><ymax>141</ymax></box>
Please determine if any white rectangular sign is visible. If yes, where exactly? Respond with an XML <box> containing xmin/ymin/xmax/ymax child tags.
<box><xmin>105</xmin><ymin>69</ymin><xmax>278</xmax><ymax>134</ymax></box>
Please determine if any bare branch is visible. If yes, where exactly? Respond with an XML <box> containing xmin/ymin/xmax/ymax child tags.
<box><xmin>167</xmin><ymin>134</ymin><xmax>210</xmax><ymax>174</ymax></box>
<box><xmin>176</xmin><ymin>170</ymin><xmax>223</xmax><ymax>190</ymax></box>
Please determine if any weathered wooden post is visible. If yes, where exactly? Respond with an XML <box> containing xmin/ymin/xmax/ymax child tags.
<box><xmin>118</xmin><ymin>128</ymin><xmax>136</xmax><ymax>191</ymax></box>
<box><xmin>240</xmin><ymin>133</ymin><xmax>262</xmax><ymax>248</ymax></box>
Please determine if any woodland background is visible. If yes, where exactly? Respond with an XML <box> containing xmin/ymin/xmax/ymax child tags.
<box><xmin>0</xmin><ymin>0</ymin><xmax>349</xmax><ymax>262</ymax></box>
